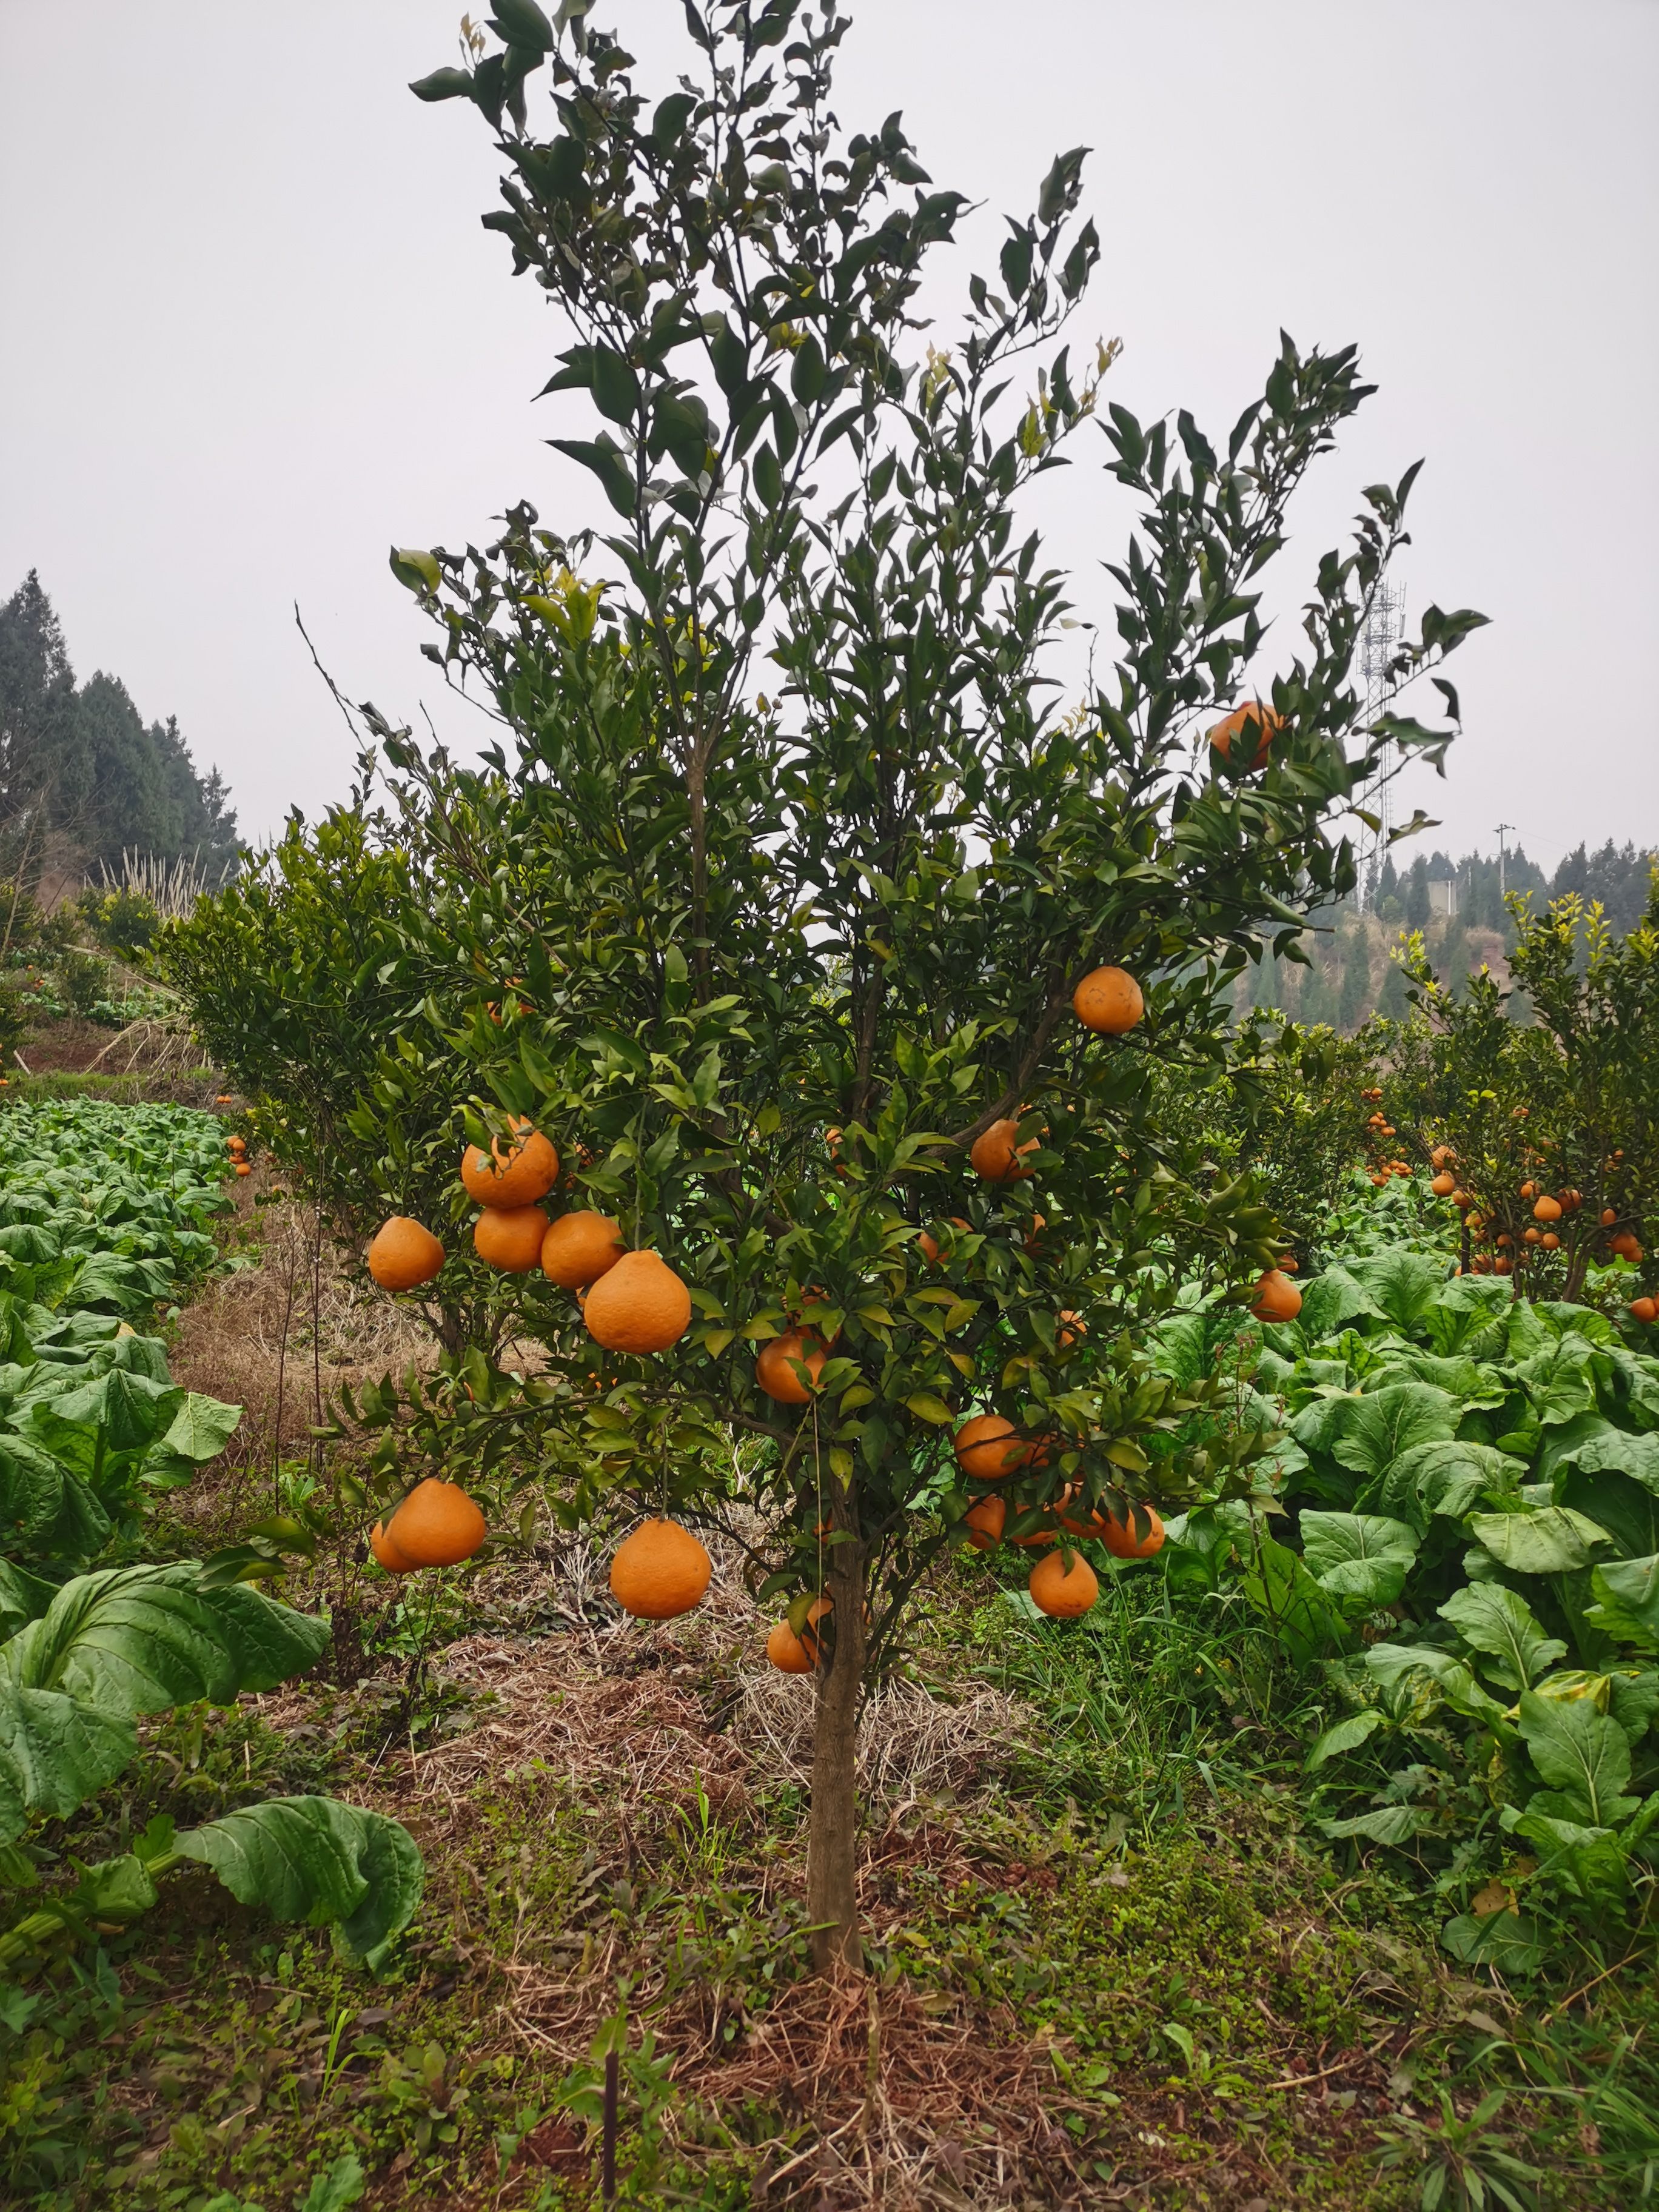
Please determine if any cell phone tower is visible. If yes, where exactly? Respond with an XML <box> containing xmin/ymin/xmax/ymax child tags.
<box><xmin>1356</xmin><ymin>580</ymin><xmax>1407</xmax><ymax>909</ymax></box>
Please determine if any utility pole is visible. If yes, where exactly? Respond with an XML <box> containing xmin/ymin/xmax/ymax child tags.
<box><xmin>1357</xmin><ymin>582</ymin><xmax>1407</xmax><ymax>907</ymax></box>
<box><xmin>1495</xmin><ymin>823</ymin><xmax>1515</xmax><ymax>899</ymax></box>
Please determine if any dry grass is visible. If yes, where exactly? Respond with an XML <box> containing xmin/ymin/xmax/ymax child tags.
<box><xmin>169</xmin><ymin>1180</ymin><xmax>436</xmax><ymax>1509</ymax></box>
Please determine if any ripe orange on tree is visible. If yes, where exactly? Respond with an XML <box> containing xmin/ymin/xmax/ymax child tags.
<box><xmin>970</xmin><ymin>1117</ymin><xmax>1037</xmax><ymax>1182</ymax></box>
<box><xmin>367</xmin><ymin>1215</ymin><xmax>445</xmax><ymax>1292</ymax></box>
<box><xmin>1028</xmin><ymin>1547</ymin><xmax>1099</xmax><ymax>1618</ymax></box>
<box><xmin>1071</xmin><ymin>965</ymin><xmax>1144</xmax><ymax>1035</ymax></box>
<box><xmin>386</xmin><ymin>1477</ymin><xmax>487</xmax><ymax>1567</ymax></box>
<box><xmin>540</xmin><ymin>1209</ymin><xmax>625</xmax><ymax>1289</ymax></box>
<box><xmin>953</xmin><ymin>1415</ymin><xmax>1028</xmax><ymax>1480</ymax></box>
<box><xmin>964</xmin><ymin>1496</ymin><xmax>1006</xmax><ymax>1552</ymax></box>
<box><xmin>609</xmin><ymin>1519</ymin><xmax>711</xmax><ymax>1618</ymax></box>
<box><xmin>1632</xmin><ymin>1298</ymin><xmax>1657</xmax><ymax>1326</ymax></box>
<box><xmin>756</xmin><ymin>1329</ymin><xmax>829</xmax><ymax>1403</ymax></box>
<box><xmin>582</xmin><ymin>1249</ymin><xmax>692</xmax><ymax>1353</ymax></box>
<box><xmin>1207</xmin><ymin>699</ymin><xmax>1283</xmax><ymax>771</ymax></box>
<box><xmin>474</xmin><ymin>1204</ymin><xmax>551</xmax><ymax>1272</ymax></box>
<box><xmin>1250</xmin><ymin>1269</ymin><xmax>1302</xmax><ymax>1324</ymax></box>
<box><xmin>460</xmin><ymin>1119</ymin><xmax>558</xmax><ymax>1208</ymax></box>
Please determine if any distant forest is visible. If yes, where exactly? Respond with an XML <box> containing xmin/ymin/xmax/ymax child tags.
<box><xmin>1239</xmin><ymin>838</ymin><xmax>1657</xmax><ymax>1032</ymax></box>
<box><xmin>0</xmin><ymin>572</ymin><xmax>239</xmax><ymax>893</ymax></box>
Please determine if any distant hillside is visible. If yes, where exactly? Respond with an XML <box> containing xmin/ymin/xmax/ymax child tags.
<box><xmin>1238</xmin><ymin>840</ymin><xmax>1657</xmax><ymax>1031</ymax></box>
<box><xmin>0</xmin><ymin>571</ymin><xmax>239</xmax><ymax>894</ymax></box>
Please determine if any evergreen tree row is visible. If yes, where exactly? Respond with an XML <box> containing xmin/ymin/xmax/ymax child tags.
<box><xmin>0</xmin><ymin>572</ymin><xmax>239</xmax><ymax>886</ymax></box>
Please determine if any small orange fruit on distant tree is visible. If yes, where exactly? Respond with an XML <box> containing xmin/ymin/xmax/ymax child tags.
<box><xmin>1430</xmin><ymin>1173</ymin><xmax>1456</xmax><ymax>1198</ymax></box>
<box><xmin>367</xmin><ymin>1215</ymin><xmax>445</xmax><ymax>1292</ymax></box>
<box><xmin>1250</xmin><ymin>1269</ymin><xmax>1302</xmax><ymax>1324</ymax></box>
<box><xmin>540</xmin><ymin>1210</ymin><xmax>624</xmax><ymax>1289</ymax></box>
<box><xmin>1632</xmin><ymin>1298</ymin><xmax>1657</xmax><ymax>1326</ymax></box>
<box><xmin>1072</xmin><ymin>965</ymin><xmax>1144</xmax><ymax>1036</ymax></box>
<box><xmin>918</xmin><ymin>1216</ymin><xmax>970</xmax><ymax>1264</ymax></box>
<box><xmin>474</xmin><ymin>1204</ymin><xmax>551</xmax><ymax>1272</ymax></box>
<box><xmin>1612</xmin><ymin>1233</ymin><xmax>1646</xmax><ymax>1264</ymax></box>
<box><xmin>460</xmin><ymin>1119</ymin><xmax>558</xmax><ymax>1208</ymax></box>
<box><xmin>583</xmin><ymin>1249</ymin><xmax>692</xmax><ymax>1353</ymax></box>
<box><xmin>1540</xmin><ymin>1233</ymin><xmax>1560</xmax><ymax>1251</ymax></box>
<box><xmin>1056</xmin><ymin>1309</ymin><xmax>1087</xmax><ymax>1350</ymax></box>
<box><xmin>609</xmin><ymin>1519</ymin><xmax>711</xmax><ymax>1619</ymax></box>
<box><xmin>389</xmin><ymin>1477</ymin><xmax>488</xmax><ymax>1567</ymax></box>
<box><xmin>964</xmin><ymin>1496</ymin><xmax>1006</xmax><ymax>1552</ymax></box>
<box><xmin>234</xmin><ymin>1161</ymin><xmax>253</xmax><ymax>1178</ymax></box>
<box><xmin>953</xmin><ymin>1415</ymin><xmax>1028</xmax><ymax>1480</ymax></box>
<box><xmin>1602</xmin><ymin>1207</ymin><xmax>1619</xmax><ymax>1228</ymax></box>
<box><xmin>1028</xmin><ymin>1547</ymin><xmax>1099</xmax><ymax>1618</ymax></box>
<box><xmin>1208</xmin><ymin>699</ymin><xmax>1284</xmax><ymax>771</ymax></box>
<box><xmin>1533</xmin><ymin>1195</ymin><xmax>1563</xmax><ymax>1223</ymax></box>
<box><xmin>970</xmin><ymin>1118</ymin><xmax>1037</xmax><ymax>1182</ymax></box>
<box><xmin>756</xmin><ymin>1329</ymin><xmax>828</xmax><ymax>1403</ymax></box>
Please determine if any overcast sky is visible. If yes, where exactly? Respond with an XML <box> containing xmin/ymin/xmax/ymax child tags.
<box><xmin>2</xmin><ymin>0</ymin><xmax>1654</xmax><ymax>872</ymax></box>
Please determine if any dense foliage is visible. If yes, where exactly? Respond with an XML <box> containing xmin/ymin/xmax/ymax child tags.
<box><xmin>0</xmin><ymin>1101</ymin><xmax>421</xmax><ymax>2037</ymax></box>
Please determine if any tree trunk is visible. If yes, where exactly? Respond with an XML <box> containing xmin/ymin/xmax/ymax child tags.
<box><xmin>807</xmin><ymin>1533</ymin><xmax>866</xmax><ymax>1976</ymax></box>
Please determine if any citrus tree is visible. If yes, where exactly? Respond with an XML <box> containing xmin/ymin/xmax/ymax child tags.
<box><xmin>178</xmin><ymin>0</ymin><xmax>1483</xmax><ymax>1971</ymax></box>
<box><xmin>1388</xmin><ymin>885</ymin><xmax>1658</xmax><ymax>1309</ymax></box>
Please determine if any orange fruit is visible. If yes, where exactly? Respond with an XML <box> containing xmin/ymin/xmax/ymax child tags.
<box><xmin>474</xmin><ymin>1204</ymin><xmax>551</xmax><ymax>1272</ymax></box>
<box><xmin>767</xmin><ymin>1618</ymin><xmax>816</xmax><ymax>1673</ymax></box>
<box><xmin>368</xmin><ymin>1519</ymin><xmax>415</xmax><ymax>1573</ymax></box>
<box><xmin>1493</xmin><ymin>1256</ymin><xmax>1513</xmax><ymax>1276</ymax></box>
<box><xmin>1276</xmin><ymin>1254</ymin><xmax>1298</xmax><ymax>1273</ymax></box>
<box><xmin>609</xmin><ymin>1519</ymin><xmax>711</xmax><ymax>1619</ymax></box>
<box><xmin>1099</xmin><ymin>1505</ymin><xmax>1165</xmax><ymax>1561</ymax></box>
<box><xmin>540</xmin><ymin>1210</ymin><xmax>624</xmax><ymax>1289</ymax></box>
<box><xmin>1430</xmin><ymin>1145</ymin><xmax>1454</xmax><ymax>1168</ymax></box>
<box><xmin>1250</xmin><ymin>1269</ymin><xmax>1302</xmax><ymax>1324</ymax></box>
<box><xmin>367</xmin><ymin>1215</ymin><xmax>445</xmax><ymax>1292</ymax></box>
<box><xmin>970</xmin><ymin>1118</ymin><xmax>1037</xmax><ymax>1182</ymax></box>
<box><xmin>1603</xmin><ymin>1208</ymin><xmax>1619</xmax><ymax>1228</ymax></box>
<box><xmin>1072</xmin><ymin>966</ymin><xmax>1144</xmax><ymax>1036</ymax></box>
<box><xmin>460</xmin><ymin>1119</ymin><xmax>558</xmax><ymax>1208</ymax></box>
<box><xmin>964</xmin><ymin>1496</ymin><xmax>1006</xmax><ymax>1552</ymax></box>
<box><xmin>583</xmin><ymin>1250</ymin><xmax>692</xmax><ymax>1353</ymax></box>
<box><xmin>1451</xmin><ymin>1190</ymin><xmax>1472</xmax><ymax>1210</ymax></box>
<box><xmin>953</xmin><ymin>1415</ymin><xmax>1027</xmax><ymax>1481</ymax></box>
<box><xmin>1028</xmin><ymin>1549</ymin><xmax>1099</xmax><ymax>1618</ymax></box>
<box><xmin>1524</xmin><ymin>1227</ymin><xmax>1541</xmax><ymax>1244</ymax></box>
<box><xmin>919</xmin><ymin>1216</ymin><xmax>970</xmax><ymax>1264</ymax></box>
<box><xmin>1632</xmin><ymin>1298</ymin><xmax>1657</xmax><ymax>1326</ymax></box>
<box><xmin>1532</xmin><ymin>1195</ymin><xmax>1563</xmax><ymax>1223</ymax></box>
<box><xmin>226</xmin><ymin>1134</ymin><xmax>246</xmax><ymax>1155</ymax></box>
<box><xmin>1540</xmin><ymin>1233</ymin><xmax>1560</xmax><ymax>1252</ymax></box>
<box><xmin>1056</xmin><ymin>1309</ymin><xmax>1087</xmax><ymax>1350</ymax></box>
<box><xmin>1208</xmin><ymin>700</ymin><xmax>1283</xmax><ymax>771</ymax></box>
<box><xmin>1430</xmin><ymin>1173</ymin><xmax>1455</xmax><ymax>1198</ymax></box>
<box><xmin>1612</xmin><ymin>1232</ymin><xmax>1645</xmax><ymax>1263</ymax></box>
<box><xmin>234</xmin><ymin>1162</ymin><xmax>253</xmax><ymax>1178</ymax></box>
<box><xmin>756</xmin><ymin>1329</ymin><xmax>828</xmax><ymax>1403</ymax></box>
<box><xmin>389</xmin><ymin>1477</ymin><xmax>487</xmax><ymax>1567</ymax></box>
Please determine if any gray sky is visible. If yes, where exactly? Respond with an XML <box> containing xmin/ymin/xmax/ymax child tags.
<box><xmin>2</xmin><ymin>1</ymin><xmax>1654</xmax><ymax>871</ymax></box>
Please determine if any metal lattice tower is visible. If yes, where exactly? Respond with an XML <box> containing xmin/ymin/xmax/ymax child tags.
<box><xmin>1357</xmin><ymin>581</ymin><xmax>1407</xmax><ymax>907</ymax></box>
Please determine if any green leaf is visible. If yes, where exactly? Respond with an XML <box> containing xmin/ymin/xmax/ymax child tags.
<box><xmin>1241</xmin><ymin>1538</ymin><xmax>1344</xmax><ymax>1666</ymax></box>
<box><xmin>0</xmin><ymin>1563</ymin><xmax>328</xmax><ymax>1716</ymax></box>
<box><xmin>1304</xmin><ymin>1708</ymin><xmax>1387</xmax><ymax>1770</ymax></box>
<box><xmin>408</xmin><ymin>67</ymin><xmax>476</xmax><ymax>103</ymax></box>
<box><xmin>1517</xmin><ymin>1689</ymin><xmax>1635</xmax><ymax>1826</ymax></box>
<box><xmin>1362</xmin><ymin>1641</ymin><xmax>1509</xmax><ymax>1724</ymax></box>
<box><xmin>174</xmin><ymin>1797</ymin><xmax>423</xmax><ymax>1971</ymax></box>
<box><xmin>1469</xmin><ymin>1506</ymin><xmax>1610</xmax><ymax>1577</ymax></box>
<box><xmin>1586</xmin><ymin>1555</ymin><xmax>1659</xmax><ymax>1649</ymax></box>
<box><xmin>1346</xmin><ymin>1250</ymin><xmax>1447</xmax><ymax>1335</ymax></box>
<box><xmin>1296</xmin><ymin>1265</ymin><xmax>1382</xmax><ymax>1339</ymax></box>
<box><xmin>297</xmin><ymin>2156</ymin><xmax>366</xmax><ymax>2212</ymax></box>
<box><xmin>1366</xmin><ymin>1438</ymin><xmax>1516</xmax><ymax>1535</ymax></box>
<box><xmin>1318</xmin><ymin>1805</ymin><xmax>1423</xmax><ymax>1845</ymax></box>
<box><xmin>159</xmin><ymin>1392</ymin><xmax>243</xmax><ymax>1464</ymax></box>
<box><xmin>1329</xmin><ymin>1383</ymin><xmax>1460</xmax><ymax>1483</ymax></box>
<box><xmin>1299</xmin><ymin>1511</ymin><xmax>1418</xmax><ymax>1612</ymax></box>
<box><xmin>903</xmin><ymin>1393</ymin><xmax>954</xmax><ymax>1426</ymax></box>
<box><xmin>1438</xmin><ymin>1584</ymin><xmax>1566</xmax><ymax>1692</ymax></box>
<box><xmin>389</xmin><ymin>546</ymin><xmax>441</xmax><ymax>592</ymax></box>
<box><xmin>0</xmin><ymin>1684</ymin><xmax>136</xmax><ymax>1845</ymax></box>
<box><xmin>490</xmin><ymin>0</ymin><xmax>554</xmax><ymax>52</ymax></box>
<box><xmin>1440</xmin><ymin>1911</ymin><xmax>1546</xmax><ymax>1975</ymax></box>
